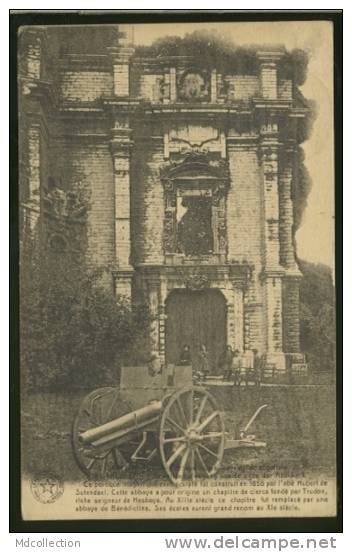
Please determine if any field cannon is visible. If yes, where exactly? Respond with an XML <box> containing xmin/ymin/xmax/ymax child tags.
<box><xmin>72</xmin><ymin>364</ymin><xmax>267</xmax><ymax>484</ymax></box>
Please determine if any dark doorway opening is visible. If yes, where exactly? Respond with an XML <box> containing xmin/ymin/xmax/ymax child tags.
<box><xmin>165</xmin><ymin>289</ymin><xmax>227</xmax><ymax>374</ymax></box>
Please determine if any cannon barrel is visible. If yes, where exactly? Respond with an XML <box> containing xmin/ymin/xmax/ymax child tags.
<box><xmin>79</xmin><ymin>400</ymin><xmax>163</xmax><ymax>446</ymax></box>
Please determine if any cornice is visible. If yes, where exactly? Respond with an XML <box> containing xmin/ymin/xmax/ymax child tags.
<box><xmin>54</xmin><ymin>133</ymin><xmax>110</xmax><ymax>144</ymax></box>
<box><xmin>58</xmin><ymin>105</ymin><xmax>105</xmax><ymax>116</ymax></box>
<box><xmin>59</xmin><ymin>54</ymin><xmax>110</xmax><ymax>72</ymax></box>
<box><xmin>283</xmin><ymin>267</ymin><xmax>303</xmax><ymax>279</ymax></box>
<box><xmin>102</xmin><ymin>98</ymin><xmax>307</xmax><ymax>120</ymax></box>
<box><xmin>134</xmin><ymin>262</ymin><xmax>252</xmax><ymax>280</ymax></box>
<box><xmin>257</xmin><ymin>51</ymin><xmax>285</xmax><ymax>64</ymax></box>
<box><xmin>253</xmin><ymin>98</ymin><xmax>292</xmax><ymax>111</ymax></box>
<box><xmin>260</xmin><ymin>267</ymin><xmax>287</xmax><ymax>280</ymax></box>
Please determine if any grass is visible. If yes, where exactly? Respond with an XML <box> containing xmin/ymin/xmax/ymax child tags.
<box><xmin>21</xmin><ymin>385</ymin><xmax>336</xmax><ymax>484</ymax></box>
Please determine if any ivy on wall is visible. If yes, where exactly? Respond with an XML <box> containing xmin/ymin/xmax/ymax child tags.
<box><xmin>135</xmin><ymin>29</ymin><xmax>309</xmax><ymax>83</ymax></box>
<box><xmin>136</xmin><ymin>31</ymin><xmax>316</xmax><ymax>234</ymax></box>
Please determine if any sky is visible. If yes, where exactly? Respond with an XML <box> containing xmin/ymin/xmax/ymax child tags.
<box><xmin>124</xmin><ymin>21</ymin><xmax>334</xmax><ymax>269</ymax></box>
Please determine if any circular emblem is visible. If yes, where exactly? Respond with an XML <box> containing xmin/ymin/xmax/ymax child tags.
<box><xmin>30</xmin><ymin>473</ymin><xmax>64</xmax><ymax>504</ymax></box>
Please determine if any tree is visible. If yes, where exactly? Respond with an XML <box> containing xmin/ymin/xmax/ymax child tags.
<box><xmin>20</xmin><ymin>244</ymin><xmax>151</xmax><ymax>391</ymax></box>
<box><xmin>299</xmin><ymin>260</ymin><xmax>335</xmax><ymax>373</ymax></box>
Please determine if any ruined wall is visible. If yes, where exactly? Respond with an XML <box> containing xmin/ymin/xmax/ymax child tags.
<box><xmin>19</xmin><ymin>25</ymin><xmax>312</xmax><ymax>375</ymax></box>
<box><xmin>50</xmin><ymin>141</ymin><xmax>115</xmax><ymax>272</ymax></box>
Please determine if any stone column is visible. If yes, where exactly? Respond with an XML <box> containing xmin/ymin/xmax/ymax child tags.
<box><xmin>257</xmin><ymin>51</ymin><xmax>283</xmax><ymax>100</ymax></box>
<box><xmin>162</xmin><ymin>68</ymin><xmax>171</xmax><ymax>104</ymax></box>
<box><xmin>20</xmin><ymin>29</ymin><xmax>47</xmax><ymax>238</ymax></box>
<box><xmin>264</xmin><ymin>275</ymin><xmax>283</xmax><ymax>356</ymax></box>
<box><xmin>20</xmin><ymin>26</ymin><xmax>48</xmax><ymax>81</ymax></box>
<box><xmin>279</xmin><ymin>144</ymin><xmax>300</xmax><ymax>270</ymax></box>
<box><xmin>158</xmin><ymin>278</ymin><xmax>168</xmax><ymax>362</ymax></box>
<box><xmin>222</xmin><ymin>287</ymin><xmax>236</xmax><ymax>350</ymax></box>
<box><xmin>279</xmin><ymin>144</ymin><xmax>303</xmax><ymax>355</ymax></box>
<box><xmin>170</xmin><ymin>67</ymin><xmax>177</xmax><ymax>102</ymax></box>
<box><xmin>109</xmin><ymin>45</ymin><xmax>134</xmax><ymax>98</ymax></box>
<box><xmin>260</xmin><ymin>121</ymin><xmax>286</xmax><ymax>372</ymax></box>
<box><xmin>211</xmin><ymin>69</ymin><xmax>217</xmax><ymax>103</ymax></box>
<box><xmin>26</xmin><ymin>34</ymin><xmax>41</xmax><ymax>79</ymax></box>
<box><xmin>233</xmin><ymin>284</ymin><xmax>244</xmax><ymax>353</ymax></box>
<box><xmin>243</xmin><ymin>304</ymin><xmax>251</xmax><ymax>352</ymax></box>
<box><xmin>222</xmin><ymin>284</ymin><xmax>244</xmax><ymax>353</ymax></box>
<box><xmin>260</xmin><ymin>122</ymin><xmax>281</xmax><ymax>271</ymax></box>
<box><xmin>108</xmin><ymin>41</ymin><xmax>135</xmax><ymax>299</ymax></box>
<box><xmin>111</xmin><ymin>123</ymin><xmax>134</xmax><ymax>299</ymax></box>
<box><xmin>282</xmin><ymin>277</ymin><xmax>301</xmax><ymax>353</ymax></box>
<box><xmin>26</xmin><ymin>122</ymin><xmax>42</xmax><ymax>235</ymax></box>
<box><xmin>147</xmin><ymin>278</ymin><xmax>160</xmax><ymax>354</ymax></box>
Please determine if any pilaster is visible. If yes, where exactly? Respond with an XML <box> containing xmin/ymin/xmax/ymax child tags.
<box><xmin>260</xmin><ymin>120</ymin><xmax>281</xmax><ymax>271</ymax></box>
<box><xmin>221</xmin><ymin>281</ymin><xmax>245</xmax><ymax>354</ymax></box>
<box><xmin>279</xmin><ymin>143</ymin><xmax>300</xmax><ymax>271</ymax></box>
<box><xmin>108</xmin><ymin>43</ymin><xmax>134</xmax><ymax>98</ymax></box>
<box><xmin>221</xmin><ymin>287</ymin><xmax>236</xmax><ymax>352</ymax></box>
<box><xmin>279</xmin><ymin>141</ymin><xmax>303</xmax><ymax>360</ymax></box>
<box><xmin>26</xmin><ymin>122</ymin><xmax>42</xmax><ymax>235</ymax></box>
<box><xmin>233</xmin><ymin>284</ymin><xmax>244</xmax><ymax>352</ymax></box>
<box><xmin>170</xmin><ymin>67</ymin><xmax>177</xmax><ymax>102</ymax></box>
<box><xmin>19</xmin><ymin>28</ymin><xmax>48</xmax><ymax>239</ymax></box>
<box><xmin>257</xmin><ymin>51</ymin><xmax>283</xmax><ymax>100</ymax></box>
<box><xmin>282</xmin><ymin>276</ymin><xmax>301</xmax><ymax>353</ymax></box>
<box><xmin>260</xmin><ymin>118</ymin><xmax>285</xmax><ymax>371</ymax></box>
<box><xmin>110</xmin><ymin>119</ymin><xmax>134</xmax><ymax>299</ymax></box>
<box><xmin>211</xmin><ymin>69</ymin><xmax>217</xmax><ymax>103</ymax></box>
<box><xmin>158</xmin><ymin>278</ymin><xmax>168</xmax><ymax>361</ymax></box>
<box><xmin>147</xmin><ymin>278</ymin><xmax>160</xmax><ymax>354</ymax></box>
<box><xmin>20</xmin><ymin>27</ymin><xmax>48</xmax><ymax>81</ymax></box>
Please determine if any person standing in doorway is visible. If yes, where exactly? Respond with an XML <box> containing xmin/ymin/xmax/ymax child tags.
<box><xmin>232</xmin><ymin>349</ymin><xmax>242</xmax><ymax>386</ymax></box>
<box><xmin>178</xmin><ymin>344</ymin><xmax>191</xmax><ymax>366</ymax></box>
<box><xmin>252</xmin><ymin>349</ymin><xmax>263</xmax><ymax>387</ymax></box>
<box><xmin>220</xmin><ymin>345</ymin><xmax>235</xmax><ymax>381</ymax></box>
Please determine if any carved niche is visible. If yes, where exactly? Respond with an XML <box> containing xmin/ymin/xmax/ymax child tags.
<box><xmin>43</xmin><ymin>178</ymin><xmax>90</xmax><ymax>220</ymax></box>
<box><xmin>43</xmin><ymin>177</ymin><xmax>90</xmax><ymax>254</ymax></box>
<box><xmin>160</xmin><ymin>152</ymin><xmax>229</xmax><ymax>258</ymax></box>
<box><xmin>178</xmin><ymin>69</ymin><xmax>210</xmax><ymax>102</ymax></box>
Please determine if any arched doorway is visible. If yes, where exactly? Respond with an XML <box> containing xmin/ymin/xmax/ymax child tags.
<box><xmin>165</xmin><ymin>289</ymin><xmax>227</xmax><ymax>374</ymax></box>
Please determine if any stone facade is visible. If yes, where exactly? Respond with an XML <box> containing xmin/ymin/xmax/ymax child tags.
<box><xmin>19</xmin><ymin>25</ymin><xmax>311</xmax><ymax>377</ymax></box>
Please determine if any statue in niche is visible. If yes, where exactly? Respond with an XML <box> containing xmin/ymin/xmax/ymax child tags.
<box><xmin>178</xmin><ymin>70</ymin><xmax>209</xmax><ymax>102</ymax></box>
<box><xmin>44</xmin><ymin>177</ymin><xmax>90</xmax><ymax>220</ymax></box>
<box><xmin>155</xmin><ymin>76</ymin><xmax>170</xmax><ymax>102</ymax></box>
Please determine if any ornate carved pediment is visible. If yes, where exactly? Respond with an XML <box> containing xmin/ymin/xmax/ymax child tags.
<box><xmin>160</xmin><ymin>152</ymin><xmax>230</xmax><ymax>257</ymax></box>
<box><xmin>164</xmin><ymin>125</ymin><xmax>226</xmax><ymax>159</ymax></box>
<box><xmin>175</xmin><ymin>267</ymin><xmax>210</xmax><ymax>290</ymax></box>
<box><xmin>160</xmin><ymin>151</ymin><xmax>229</xmax><ymax>186</ymax></box>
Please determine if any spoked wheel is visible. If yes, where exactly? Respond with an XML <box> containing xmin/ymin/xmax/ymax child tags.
<box><xmin>72</xmin><ymin>387</ymin><xmax>138</xmax><ymax>478</ymax></box>
<box><xmin>159</xmin><ymin>386</ymin><xmax>225</xmax><ymax>484</ymax></box>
